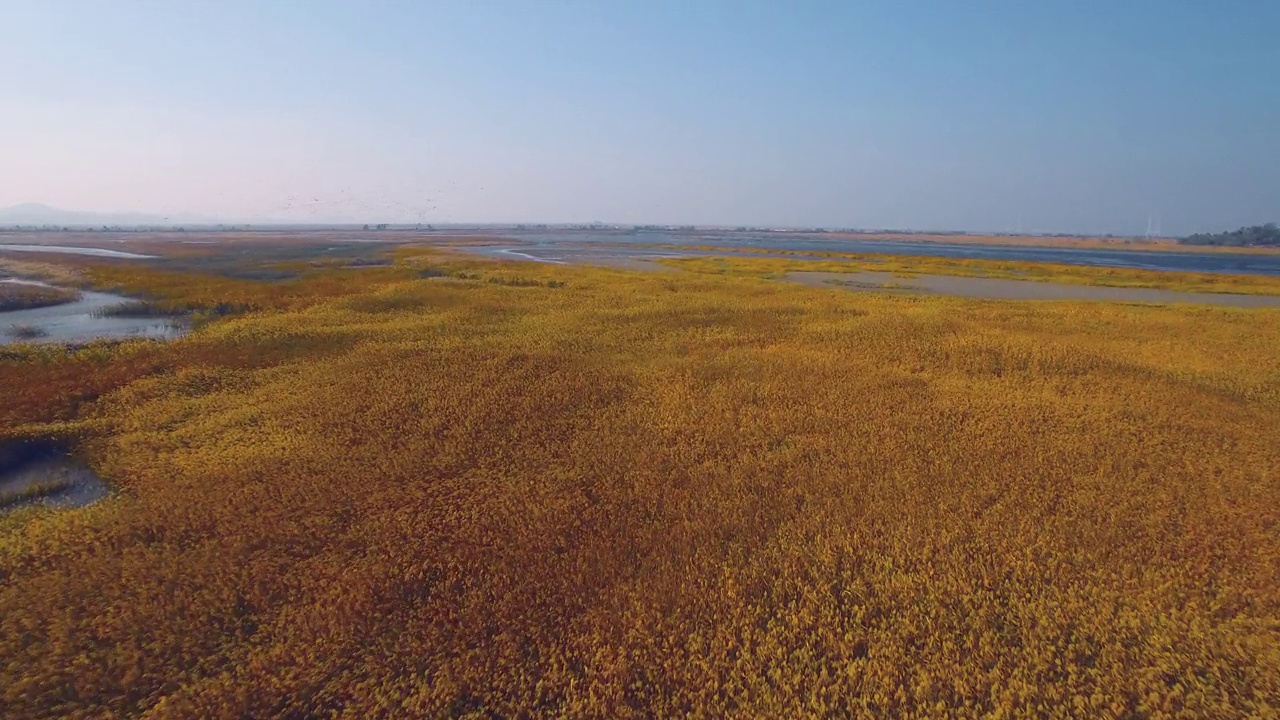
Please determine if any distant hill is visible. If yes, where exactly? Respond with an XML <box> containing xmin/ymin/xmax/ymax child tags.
<box><xmin>0</xmin><ymin>203</ymin><xmax>215</xmax><ymax>227</ymax></box>
<box><xmin>1182</xmin><ymin>223</ymin><xmax>1280</xmax><ymax>247</ymax></box>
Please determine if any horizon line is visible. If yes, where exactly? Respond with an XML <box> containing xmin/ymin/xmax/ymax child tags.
<box><xmin>0</xmin><ymin>222</ymin><xmax>1173</xmax><ymax>240</ymax></box>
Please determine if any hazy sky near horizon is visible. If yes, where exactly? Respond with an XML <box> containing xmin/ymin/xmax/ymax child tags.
<box><xmin>2</xmin><ymin>1</ymin><xmax>1277</xmax><ymax>234</ymax></box>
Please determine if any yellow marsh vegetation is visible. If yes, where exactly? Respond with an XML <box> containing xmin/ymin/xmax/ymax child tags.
<box><xmin>0</xmin><ymin>257</ymin><xmax>86</xmax><ymax>286</ymax></box>
<box><xmin>1</xmin><ymin>252</ymin><xmax>1279</xmax><ymax>718</ymax></box>
<box><xmin>653</xmin><ymin>246</ymin><xmax>1280</xmax><ymax>295</ymax></box>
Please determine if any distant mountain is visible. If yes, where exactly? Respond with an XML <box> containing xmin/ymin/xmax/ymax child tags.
<box><xmin>0</xmin><ymin>203</ymin><xmax>217</xmax><ymax>227</ymax></box>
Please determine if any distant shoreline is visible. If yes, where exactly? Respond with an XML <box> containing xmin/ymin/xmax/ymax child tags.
<box><xmin>4</xmin><ymin>226</ymin><xmax>1279</xmax><ymax>255</ymax></box>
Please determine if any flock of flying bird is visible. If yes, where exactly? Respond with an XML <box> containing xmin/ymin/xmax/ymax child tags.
<box><xmin>270</xmin><ymin>182</ymin><xmax>485</xmax><ymax>224</ymax></box>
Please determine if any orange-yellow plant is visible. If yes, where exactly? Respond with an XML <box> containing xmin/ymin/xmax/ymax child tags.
<box><xmin>1</xmin><ymin>255</ymin><xmax>1278</xmax><ymax>718</ymax></box>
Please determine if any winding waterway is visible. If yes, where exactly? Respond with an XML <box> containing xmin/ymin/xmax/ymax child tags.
<box><xmin>0</xmin><ymin>244</ymin><xmax>155</xmax><ymax>259</ymax></box>
<box><xmin>462</xmin><ymin>231</ymin><xmax>1280</xmax><ymax>276</ymax></box>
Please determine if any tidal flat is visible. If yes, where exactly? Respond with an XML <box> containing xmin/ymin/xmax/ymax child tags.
<box><xmin>784</xmin><ymin>270</ymin><xmax>1280</xmax><ymax>307</ymax></box>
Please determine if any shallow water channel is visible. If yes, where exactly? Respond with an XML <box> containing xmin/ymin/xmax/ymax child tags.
<box><xmin>0</xmin><ymin>243</ymin><xmax>155</xmax><ymax>259</ymax></box>
<box><xmin>487</xmin><ymin>231</ymin><xmax>1280</xmax><ymax>276</ymax></box>
<box><xmin>0</xmin><ymin>278</ymin><xmax>186</xmax><ymax>345</ymax></box>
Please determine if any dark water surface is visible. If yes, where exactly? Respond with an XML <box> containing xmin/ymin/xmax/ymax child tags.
<box><xmin>0</xmin><ymin>440</ymin><xmax>109</xmax><ymax>513</ymax></box>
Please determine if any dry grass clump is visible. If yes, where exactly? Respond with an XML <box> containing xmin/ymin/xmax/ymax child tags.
<box><xmin>1</xmin><ymin>255</ymin><xmax>1278</xmax><ymax>717</ymax></box>
<box><xmin>90</xmin><ymin>300</ymin><xmax>172</xmax><ymax>318</ymax></box>
<box><xmin>0</xmin><ymin>478</ymin><xmax>73</xmax><ymax>511</ymax></box>
<box><xmin>0</xmin><ymin>258</ymin><xmax>84</xmax><ymax>286</ymax></box>
<box><xmin>0</xmin><ymin>282</ymin><xmax>80</xmax><ymax>312</ymax></box>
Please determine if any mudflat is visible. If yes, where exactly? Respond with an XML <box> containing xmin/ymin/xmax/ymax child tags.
<box><xmin>785</xmin><ymin>270</ymin><xmax>1280</xmax><ymax>308</ymax></box>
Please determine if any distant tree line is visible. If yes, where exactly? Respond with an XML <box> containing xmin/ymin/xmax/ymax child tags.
<box><xmin>1182</xmin><ymin>223</ymin><xmax>1280</xmax><ymax>247</ymax></box>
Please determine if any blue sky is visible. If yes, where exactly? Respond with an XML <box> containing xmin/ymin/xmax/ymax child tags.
<box><xmin>1</xmin><ymin>1</ymin><xmax>1277</xmax><ymax>234</ymax></box>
